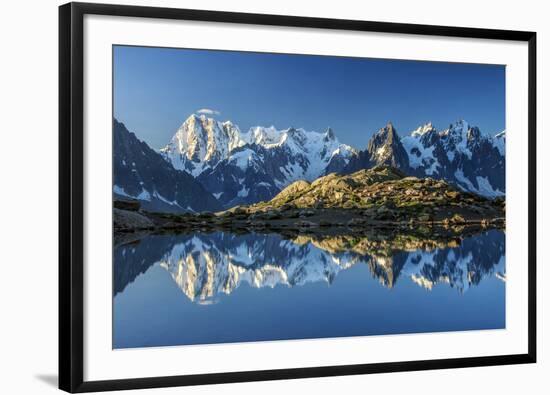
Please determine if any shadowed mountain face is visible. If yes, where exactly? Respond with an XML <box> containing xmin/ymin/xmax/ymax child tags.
<box><xmin>345</xmin><ymin>123</ymin><xmax>410</xmax><ymax>173</ymax></box>
<box><xmin>113</xmin><ymin>119</ymin><xmax>222</xmax><ymax>213</ymax></box>
<box><xmin>114</xmin><ymin>229</ymin><xmax>505</xmax><ymax>303</ymax></box>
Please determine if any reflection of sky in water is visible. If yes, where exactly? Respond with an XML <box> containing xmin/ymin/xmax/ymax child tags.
<box><xmin>113</xmin><ymin>230</ymin><xmax>505</xmax><ymax>349</ymax></box>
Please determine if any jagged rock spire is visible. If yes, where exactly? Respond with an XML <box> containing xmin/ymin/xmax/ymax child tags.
<box><xmin>366</xmin><ymin>122</ymin><xmax>410</xmax><ymax>170</ymax></box>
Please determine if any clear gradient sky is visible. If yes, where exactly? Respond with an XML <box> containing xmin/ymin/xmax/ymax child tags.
<box><xmin>114</xmin><ymin>45</ymin><xmax>505</xmax><ymax>150</ymax></box>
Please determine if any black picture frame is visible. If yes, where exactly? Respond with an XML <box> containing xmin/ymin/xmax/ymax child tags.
<box><xmin>59</xmin><ymin>2</ymin><xmax>537</xmax><ymax>393</ymax></box>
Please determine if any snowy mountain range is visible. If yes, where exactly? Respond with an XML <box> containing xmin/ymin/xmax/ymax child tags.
<box><xmin>344</xmin><ymin>120</ymin><xmax>505</xmax><ymax>198</ymax></box>
<box><xmin>114</xmin><ymin>114</ymin><xmax>505</xmax><ymax>212</ymax></box>
<box><xmin>160</xmin><ymin>114</ymin><xmax>356</xmax><ymax>207</ymax></box>
<box><xmin>401</xmin><ymin>120</ymin><xmax>505</xmax><ymax>197</ymax></box>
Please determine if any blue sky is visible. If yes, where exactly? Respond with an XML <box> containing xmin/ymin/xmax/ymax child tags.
<box><xmin>114</xmin><ymin>45</ymin><xmax>505</xmax><ymax>150</ymax></box>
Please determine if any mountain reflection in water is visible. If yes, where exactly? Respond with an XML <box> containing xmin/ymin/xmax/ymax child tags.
<box><xmin>114</xmin><ymin>230</ymin><xmax>505</xmax><ymax>302</ymax></box>
<box><xmin>113</xmin><ymin>229</ymin><xmax>505</xmax><ymax>348</ymax></box>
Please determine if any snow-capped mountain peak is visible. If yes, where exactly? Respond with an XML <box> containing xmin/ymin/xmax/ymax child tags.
<box><xmin>442</xmin><ymin>119</ymin><xmax>469</xmax><ymax>135</ymax></box>
<box><xmin>493</xmin><ymin>130</ymin><xmax>506</xmax><ymax>156</ymax></box>
<box><xmin>398</xmin><ymin>120</ymin><xmax>505</xmax><ymax>198</ymax></box>
<box><xmin>345</xmin><ymin>119</ymin><xmax>504</xmax><ymax>199</ymax></box>
<box><xmin>284</xmin><ymin>127</ymin><xmax>308</xmax><ymax>147</ymax></box>
<box><xmin>367</xmin><ymin>122</ymin><xmax>409</xmax><ymax>169</ymax></box>
<box><xmin>160</xmin><ymin>114</ymin><xmax>246</xmax><ymax>176</ymax></box>
<box><xmin>438</xmin><ymin>119</ymin><xmax>479</xmax><ymax>160</ymax></box>
<box><xmin>160</xmin><ymin>115</ymin><xmax>358</xmax><ymax>208</ymax></box>
<box><xmin>411</xmin><ymin>122</ymin><xmax>436</xmax><ymax>137</ymax></box>
<box><xmin>248</xmin><ymin>125</ymin><xmax>281</xmax><ymax>146</ymax></box>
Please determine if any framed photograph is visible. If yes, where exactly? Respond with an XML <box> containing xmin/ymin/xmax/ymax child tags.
<box><xmin>59</xmin><ymin>2</ymin><xmax>537</xmax><ymax>392</ymax></box>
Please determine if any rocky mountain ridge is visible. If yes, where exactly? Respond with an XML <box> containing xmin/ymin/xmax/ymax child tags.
<box><xmin>113</xmin><ymin>119</ymin><xmax>222</xmax><ymax>213</ymax></box>
<box><xmin>113</xmin><ymin>166</ymin><xmax>505</xmax><ymax>235</ymax></box>
<box><xmin>160</xmin><ymin>114</ymin><xmax>356</xmax><ymax>206</ymax></box>
<box><xmin>114</xmin><ymin>114</ymin><xmax>505</xmax><ymax>212</ymax></box>
<box><xmin>347</xmin><ymin>120</ymin><xmax>505</xmax><ymax>198</ymax></box>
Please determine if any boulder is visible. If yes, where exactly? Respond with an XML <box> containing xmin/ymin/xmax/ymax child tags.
<box><xmin>113</xmin><ymin>208</ymin><xmax>153</xmax><ymax>230</ymax></box>
<box><xmin>297</xmin><ymin>220</ymin><xmax>317</xmax><ymax>228</ymax></box>
<box><xmin>113</xmin><ymin>199</ymin><xmax>140</xmax><ymax>212</ymax></box>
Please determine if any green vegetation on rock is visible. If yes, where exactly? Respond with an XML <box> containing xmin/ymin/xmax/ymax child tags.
<box><xmin>244</xmin><ymin>166</ymin><xmax>503</xmax><ymax>223</ymax></box>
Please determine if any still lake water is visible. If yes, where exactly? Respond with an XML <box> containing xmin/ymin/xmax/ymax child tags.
<box><xmin>113</xmin><ymin>229</ymin><xmax>505</xmax><ymax>349</ymax></box>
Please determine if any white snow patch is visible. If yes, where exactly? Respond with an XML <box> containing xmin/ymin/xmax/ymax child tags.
<box><xmin>411</xmin><ymin>122</ymin><xmax>434</xmax><ymax>137</ymax></box>
<box><xmin>441</xmin><ymin>120</ymin><xmax>473</xmax><ymax>160</ymax></box>
<box><xmin>493</xmin><ymin>130</ymin><xmax>505</xmax><ymax>156</ymax></box>
<box><xmin>248</xmin><ymin>126</ymin><xmax>282</xmax><ymax>146</ymax></box>
<box><xmin>376</xmin><ymin>145</ymin><xmax>388</xmax><ymax>158</ymax></box>
<box><xmin>113</xmin><ymin>185</ymin><xmax>131</xmax><ymax>197</ymax></box>
<box><xmin>446</xmin><ymin>150</ymin><xmax>455</xmax><ymax>162</ymax></box>
<box><xmin>401</xmin><ymin>135</ymin><xmax>439</xmax><ymax>175</ymax></box>
<box><xmin>229</xmin><ymin>148</ymin><xmax>257</xmax><ymax>170</ymax></box>
<box><xmin>237</xmin><ymin>185</ymin><xmax>249</xmax><ymax>197</ymax></box>
<box><xmin>476</xmin><ymin>176</ymin><xmax>505</xmax><ymax>198</ymax></box>
<box><xmin>137</xmin><ymin>188</ymin><xmax>151</xmax><ymax>201</ymax></box>
<box><xmin>454</xmin><ymin>169</ymin><xmax>475</xmax><ymax>191</ymax></box>
<box><xmin>113</xmin><ymin>185</ymin><xmax>153</xmax><ymax>202</ymax></box>
<box><xmin>152</xmin><ymin>190</ymin><xmax>182</xmax><ymax>207</ymax></box>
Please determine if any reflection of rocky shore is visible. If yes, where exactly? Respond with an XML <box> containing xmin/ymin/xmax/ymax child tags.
<box><xmin>114</xmin><ymin>229</ymin><xmax>505</xmax><ymax>303</ymax></box>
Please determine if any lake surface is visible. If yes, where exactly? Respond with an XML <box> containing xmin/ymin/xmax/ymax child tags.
<box><xmin>113</xmin><ymin>229</ymin><xmax>505</xmax><ymax>349</ymax></box>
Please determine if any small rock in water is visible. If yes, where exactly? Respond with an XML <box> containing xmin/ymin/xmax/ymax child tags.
<box><xmin>297</xmin><ymin>220</ymin><xmax>317</xmax><ymax>227</ymax></box>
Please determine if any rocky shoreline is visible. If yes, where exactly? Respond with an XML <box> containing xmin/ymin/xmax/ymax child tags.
<box><xmin>114</xmin><ymin>166</ymin><xmax>505</xmax><ymax>236</ymax></box>
<box><xmin>114</xmin><ymin>204</ymin><xmax>504</xmax><ymax>236</ymax></box>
